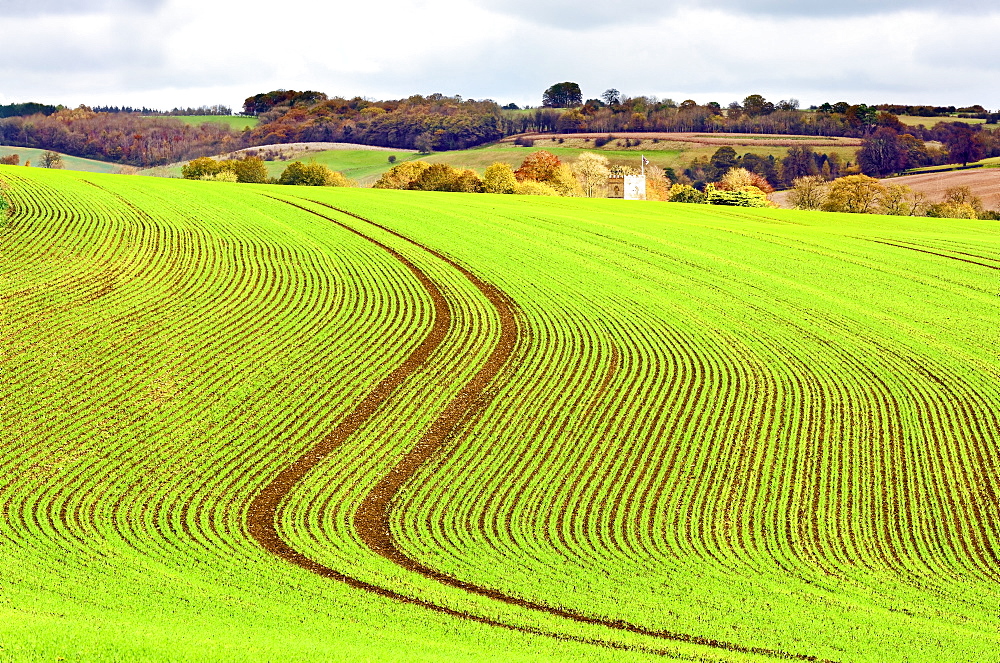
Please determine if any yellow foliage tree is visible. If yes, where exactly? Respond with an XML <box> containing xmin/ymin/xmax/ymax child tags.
<box><xmin>483</xmin><ymin>162</ymin><xmax>518</xmax><ymax>194</ymax></box>
<box><xmin>572</xmin><ymin>152</ymin><xmax>610</xmax><ymax>198</ymax></box>
<box><xmin>373</xmin><ymin>161</ymin><xmax>431</xmax><ymax>189</ymax></box>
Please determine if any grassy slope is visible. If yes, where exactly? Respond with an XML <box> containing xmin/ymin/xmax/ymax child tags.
<box><xmin>262</xmin><ymin>149</ymin><xmax>422</xmax><ymax>184</ymax></box>
<box><xmin>3</xmin><ymin>167</ymin><xmax>999</xmax><ymax>662</ymax></box>
<box><xmin>0</xmin><ymin>146</ymin><xmax>119</xmax><ymax>173</ymax></box>
<box><xmin>896</xmin><ymin>115</ymin><xmax>986</xmax><ymax>127</ymax></box>
<box><xmin>149</xmin><ymin>114</ymin><xmax>260</xmax><ymax>130</ymax></box>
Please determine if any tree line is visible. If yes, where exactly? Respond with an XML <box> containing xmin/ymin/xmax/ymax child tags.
<box><xmin>0</xmin><ymin>106</ymin><xmax>247</xmax><ymax>167</ymax></box>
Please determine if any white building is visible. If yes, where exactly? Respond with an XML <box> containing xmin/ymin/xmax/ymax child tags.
<box><xmin>607</xmin><ymin>174</ymin><xmax>646</xmax><ymax>200</ymax></box>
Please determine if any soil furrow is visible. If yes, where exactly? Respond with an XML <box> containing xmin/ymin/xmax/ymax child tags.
<box><xmin>313</xmin><ymin>201</ymin><xmax>834</xmax><ymax>662</ymax></box>
<box><xmin>241</xmin><ymin>195</ymin><xmax>835</xmax><ymax>661</ymax></box>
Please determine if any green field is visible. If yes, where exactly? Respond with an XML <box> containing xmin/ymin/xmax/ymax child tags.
<box><xmin>148</xmin><ymin>114</ymin><xmax>260</xmax><ymax>130</ymax></box>
<box><xmin>0</xmin><ymin>146</ymin><xmax>119</xmax><ymax>173</ymax></box>
<box><xmin>896</xmin><ymin>115</ymin><xmax>987</xmax><ymax>127</ymax></box>
<box><xmin>3</xmin><ymin>167</ymin><xmax>1000</xmax><ymax>662</ymax></box>
<box><xmin>260</xmin><ymin>148</ymin><xmax>421</xmax><ymax>184</ymax></box>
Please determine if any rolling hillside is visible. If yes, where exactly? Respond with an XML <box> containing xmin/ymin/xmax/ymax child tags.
<box><xmin>2</xmin><ymin>168</ymin><xmax>999</xmax><ymax>662</ymax></box>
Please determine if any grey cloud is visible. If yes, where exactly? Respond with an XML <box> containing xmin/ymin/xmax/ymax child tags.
<box><xmin>0</xmin><ymin>0</ymin><xmax>166</xmax><ymax>17</ymax></box>
<box><xmin>478</xmin><ymin>0</ymin><xmax>995</xmax><ymax>29</ymax></box>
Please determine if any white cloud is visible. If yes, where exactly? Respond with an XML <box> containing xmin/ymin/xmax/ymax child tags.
<box><xmin>0</xmin><ymin>0</ymin><xmax>997</xmax><ymax>111</ymax></box>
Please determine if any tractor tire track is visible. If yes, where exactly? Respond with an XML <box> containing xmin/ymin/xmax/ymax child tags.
<box><xmin>306</xmin><ymin>200</ymin><xmax>833</xmax><ymax>662</ymax></box>
<box><xmin>243</xmin><ymin>196</ymin><xmax>691</xmax><ymax>658</ymax></box>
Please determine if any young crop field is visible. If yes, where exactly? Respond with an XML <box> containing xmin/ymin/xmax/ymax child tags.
<box><xmin>2</xmin><ymin>167</ymin><xmax>1000</xmax><ymax>662</ymax></box>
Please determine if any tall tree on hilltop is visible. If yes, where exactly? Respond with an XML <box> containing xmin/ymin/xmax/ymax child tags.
<box><xmin>542</xmin><ymin>82</ymin><xmax>583</xmax><ymax>108</ymax></box>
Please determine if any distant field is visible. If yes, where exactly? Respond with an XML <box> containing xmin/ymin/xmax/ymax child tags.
<box><xmin>425</xmin><ymin>140</ymin><xmax>858</xmax><ymax>176</ymax></box>
<box><xmin>3</xmin><ymin>167</ymin><xmax>1000</xmax><ymax>662</ymax></box>
<box><xmin>896</xmin><ymin>115</ymin><xmax>987</xmax><ymax>127</ymax></box>
<box><xmin>0</xmin><ymin>145</ymin><xmax>119</xmax><ymax>173</ymax></box>
<box><xmin>881</xmin><ymin>167</ymin><xmax>1000</xmax><ymax>208</ymax></box>
<box><xmin>902</xmin><ymin>156</ymin><xmax>1000</xmax><ymax>175</ymax></box>
<box><xmin>148</xmin><ymin>114</ymin><xmax>260</xmax><ymax>130</ymax></box>
<box><xmin>513</xmin><ymin>132</ymin><xmax>862</xmax><ymax>148</ymax></box>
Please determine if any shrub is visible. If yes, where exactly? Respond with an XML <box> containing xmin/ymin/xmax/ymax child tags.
<box><xmin>203</xmin><ymin>170</ymin><xmax>239</xmax><ymax>183</ymax></box>
<box><xmin>789</xmin><ymin>175</ymin><xmax>828</xmax><ymax>210</ymax></box>
<box><xmin>718</xmin><ymin>167</ymin><xmax>774</xmax><ymax>194</ymax></box>
<box><xmin>373</xmin><ymin>161</ymin><xmax>431</xmax><ymax>189</ymax></box>
<box><xmin>705</xmin><ymin>184</ymin><xmax>771</xmax><ymax>207</ymax></box>
<box><xmin>278</xmin><ymin>161</ymin><xmax>351</xmax><ymax>186</ymax></box>
<box><xmin>515</xmin><ymin>180</ymin><xmax>560</xmax><ymax>196</ymax></box>
<box><xmin>483</xmin><ymin>162</ymin><xmax>518</xmax><ymax>194</ymax></box>
<box><xmin>822</xmin><ymin>175</ymin><xmax>885</xmax><ymax>214</ymax></box>
<box><xmin>182</xmin><ymin>157</ymin><xmax>224</xmax><ymax>180</ymax></box>
<box><xmin>408</xmin><ymin>163</ymin><xmax>483</xmax><ymax>193</ymax></box>
<box><xmin>666</xmin><ymin>184</ymin><xmax>706</xmax><ymax>204</ymax></box>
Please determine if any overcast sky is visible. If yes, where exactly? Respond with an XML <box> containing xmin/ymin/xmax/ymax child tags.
<box><xmin>1</xmin><ymin>0</ymin><xmax>997</xmax><ymax>111</ymax></box>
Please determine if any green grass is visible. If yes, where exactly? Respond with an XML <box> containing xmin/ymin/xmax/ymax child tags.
<box><xmin>899</xmin><ymin>155</ymin><xmax>1000</xmax><ymax>174</ymax></box>
<box><xmin>3</xmin><ymin>166</ymin><xmax>1000</xmax><ymax>662</ymax></box>
<box><xmin>896</xmin><ymin>115</ymin><xmax>987</xmax><ymax>127</ymax></box>
<box><xmin>148</xmin><ymin>114</ymin><xmax>260</xmax><ymax>130</ymax></box>
<box><xmin>262</xmin><ymin>149</ymin><xmax>422</xmax><ymax>184</ymax></box>
<box><xmin>0</xmin><ymin>145</ymin><xmax>119</xmax><ymax>173</ymax></box>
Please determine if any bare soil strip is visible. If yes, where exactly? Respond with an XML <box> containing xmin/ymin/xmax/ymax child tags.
<box><xmin>246</xmin><ymin>195</ymin><xmax>833</xmax><ymax>661</ymax></box>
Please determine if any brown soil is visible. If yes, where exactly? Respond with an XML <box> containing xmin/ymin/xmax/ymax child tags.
<box><xmin>880</xmin><ymin>169</ymin><xmax>1000</xmax><ymax>210</ymax></box>
<box><xmin>246</xmin><ymin>195</ymin><xmax>833</xmax><ymax>661</ymax></box>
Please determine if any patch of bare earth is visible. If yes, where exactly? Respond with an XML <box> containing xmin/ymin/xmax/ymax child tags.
<box><xmin>880</xmin><ymin>169</ymin><xmax>1000</xmax><ymax>210</ymax></box>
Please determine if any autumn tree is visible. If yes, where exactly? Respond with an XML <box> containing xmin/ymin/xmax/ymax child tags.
<box><xmin>666</xmin><ymin>184</ymin><xmax>706</xmax><ymax>204</ymax></box>
<box><xmin>927</xmin><ymin>186</ymin><xmax>986</xmax><ymax>218</ymax></box>
<box><xmin>515</xmin><ymin>150</ymin><xmax>562</xmax><ymax>183</ymax></box>
<box><xmin>572</xmin><ymin>152</ymin><xmax>610</xmax><ymax>197</ymax></box>
<box><xmin>857</xmin><ymin>127</ymin><xmax>906</xmax><ymax>177</ymax></box>
<box><xmin>789</xmin><ymin>175</ymin><xmax>828</xmax><ymax>210</ymax></box>
<box><xmin>515</xmin><ymin>180</ymin><xmax>560</xmax><ymax>196</ymax></box>
<box><xmin>408</xmin><ymin>163</ymin><xmax>483</xmax><ymax>192</ymax></box>
<box><xmin>483</xmin><ymin>162</ymin><xmax>518</xmax><ymax>194</ymax></box>
<box><xmin>780</xmin><ymin>146</ymin><xmax>820</xmax><ymax>185</ymax></box>
<box><xmin>278</xmin><ymin>161</ymin><xmax>350</xmax><ymax>186</ymax></box>
<box><xmin>822</xmin><ymin>175</ymin><xmax>885</xmax><ymax>214</ymax></box>
<box><xmin>228</xmin><ymin>156</ymin><xmax>269</xmax><ymax>184</ymax></box>
<box><xmin>0</xmin><ymin>154</ymin><xmax>19</xmax><ymax>165</ymax></box>
<box><xmin>182</xmin><ymin>157</ymin><xmax>223</xmax><ymax>179</ymax></box>
<box><xmin>941</xmin><ymin>123</ymin><xmax>984</xmax><ymax>166</ymax></box>
<box><xmin>717</xmin><ymin>167</ymin><xmax>774</xmax><ymax>194</ymax></box>
<box><xmin>40</xmin><ymin>151</ymin><xmax>63</xmax><ymax>168</ymax></box>
<box><xmin>542</xmin><ymin>82</ymin><xmax>583</xmax><ymax>108</ymax></box>
<box><xmin>373</xmin><ymin>161</ymin><xmax>431</xmax><ymax>189</ymax></box>
<box><xmin>878</xmin><ymin>183</ymin><xmax>926</xmax><ymax>216</ymax></box>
